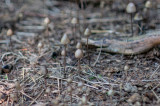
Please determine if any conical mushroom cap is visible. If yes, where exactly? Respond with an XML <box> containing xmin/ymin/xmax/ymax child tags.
<box><xmin>75</xmin><ymin>49</ymin><xmax>83</xmax><ymax>59</ymax></box>
<box><xmin>61</xmin><ymin>34</ymin><xmax>70</xmax><ymax>45</ymax></box>
<box><xmin>37</xmin><ymin>42</ymin><xmax>43</xmax><ymax>49</ymax></box>
<box><xmin>7</xmin><ymin>29</ymin><xmax>13</xmax><ymax>36</ymax></box>
<box><xmin>126</xmin><ymin>3</ymin><xmax>136</xmax><ymax>13</ymax></box>
<box><xmin>134</xmin><ymin>13</ymin><xmax>143</xmax><ymax>21</ymax></box>
<box><xmin>84</xmin><ymin>28</ymin><xmax>91</xmax><ymax>37</ymax></box>
<box><xmin>71</xmin><ymin>17</ymin><xmax>78</xmax><ymax>24</ymax></box>
<box><xmin>76</xmin><ymin>42</ymin><xmax>82</xmax><ymax>49</ymax></box>
<box><xmin>44</xmin><ymin>17</ymin><xmax>50</xmax><ymax>25</ymax></box>
<box><xmin>61</xmin><ymin>49</ymin><xmax>66</xmax><ymax>56</ymax></box>
<box><xmin>145</xmin><ymin>1</ymin><xmax>152</xmax><ymax>8</ymax></box>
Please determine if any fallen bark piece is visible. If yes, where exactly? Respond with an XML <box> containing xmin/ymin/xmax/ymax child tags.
<box><xmin>82</xmin><ymin>31</ymin><xmax>160</xmax><ymax>55</ymax></box>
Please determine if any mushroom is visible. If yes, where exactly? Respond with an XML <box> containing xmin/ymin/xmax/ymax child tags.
<box><xmin>44</xmin><ymin>17</ymin><xmax>50</xmax><ymax>36</ymax></box>
<box><xmin>71</xmin><ymin>17</ymin><xmax>79</xmax><ymax>43</ymax></box>
<box><xmin>145</xmin><ymin>1</ymin><xmax>152</xmax><ymax>9</ymax></box>
<box><xmin>61</xmin><ymin>34</ymin><xmax>70</xmax><ymax>78</ymax></box>
<box><xmin>81</xmin><ymin>96</ymin><xmax>87</xmax><ymax>105</ymax></box>
<box><xmin>37</xmin><ymin>42</ymin><xmax>43</xmax><ymax>54</ymax></box>
<box><xmin>143</xmin><ymin>1</ymin><xmax>152</xmax><ymax>24</ymax></box>
<box><xmin>84</xmin><ymin>28</ymin><xmax>91</xmax><ymax>65</ymax></box>
<box><xmin>67</xmin><ymin>86</ymin><xmax>73</xmax><ymax>104</ymax></box>
<box><xmin>75</xmin><ymin>49</ymin><xmax>83</xmax><ymax>71</ymax></box>
<box><xmin>126</xmin><ymin>2</ymin><xmax>136</xmax><ymax>36</ymax></box>
<box><xmin>134</xmin><ymin>13</ymin><xmax>143</xmax><ymax>34</ymax></box>
<box><xmin>76</xmin><ymin>42</ymin><xmax>82</xmax><ymax>49</ymax></box>
<box><xmin>7</xmin><ymin>29</ymin><xmax>13</xmax><ymax>48</ymax></box>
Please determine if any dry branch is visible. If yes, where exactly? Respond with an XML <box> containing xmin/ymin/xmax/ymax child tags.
<box><xmin>82</xmin><ymin>31</ymin><xmax>160</xmax><ymax>55</ymax></box>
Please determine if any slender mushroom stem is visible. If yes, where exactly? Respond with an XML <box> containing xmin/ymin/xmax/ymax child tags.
<box><xmin>74</xmin><ymin>24</ymin><xmax>76</xmax><ymax>43</ymax></box>
<box><xmin>131</xmin><ymin>13</ymin><xmax>133</xmax><ymax>36</ymax></box>
<box><xmin>46</xmin><ymin>24</ymin><xmax>49</xmax><ymax>36</ymax></box>
<box><xmin>9</xmin><ymin>36</ymin><xmax>12</xmax><ymax>48</ymax></box>
<box><xmin>70</xmin><ymin>91</ymin><xmax>72</xmax><ymax>105</ymax></box>
<box><xmin>64</xmin><ymin>44</ymin><xmax>67</xmax><ymax>78</ymax></box>
<box><xmin>78</xmin><ymin>58</ymin><xmax>80</xmax><ymax>71</ymax></box>
<box><xmin>86</xmin><ymin>37</ymin><xmax>90</xmax><ymax>66</ymax></box>
<box><xmin>138</xmin><ymin>21</ymin><xmax>142</xmax><ymax>34</ymax></box>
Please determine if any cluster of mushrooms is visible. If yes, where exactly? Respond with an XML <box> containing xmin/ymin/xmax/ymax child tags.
<box><xmin>126</xmin><ymin>1</ymin><xmax>153</xmax><ymax>36</ymax></box>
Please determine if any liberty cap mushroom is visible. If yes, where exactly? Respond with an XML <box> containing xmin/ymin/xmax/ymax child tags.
<box><xmin>75</xmin><ymin>49</ymin><xmax>83</xmax><ymax>59</ymax></box>
<box><xmin>61</xmin><ymin>33</ymin><xmax>70</xmax><ymax>78</ymax></box>
<box><xmin>145</xmin><ymin>1</ymin><xmax>152</xmax><ymax>9</ymax></box>
<box><xmin>75</xmin><ymin>49</ymin><xmax>83</xmax><ymax>71</ymax></box>
<box><xmin>61</xmin><ymin>33</ymin><xmax>70</xmax><ymax>45</ymax></box>
<box><xmin>44</xmin><ymin>17</ymin><xmax>50</xmax><ymax>25</ymax></box>
<box><xmin>84</xmin><ymin>27</ymin><xmax>91</xmax><ymax>65</ymax></box>
<box><xmin>7</xmin><ymin>29</ymin><xmax>13</xmax><ymax>36</ymax></box>
<box><xmin>76</xmin><ymin>42</ymin><xmax>82</xmax><ymax>49</ymax></box>
<box><xmin>71</xmin><ymin>17</ymin><xmax>79</xmax><ymax>25</ymax></box>
<box><xmin>84</xmin><ymin>28</ymin><xmax>91</xmax><ymax>37</ymax></box>
<box><xmin>7</xmin><ymin>28</ymin><xmax>13</xmax><ymax>48</ymax></box>
<box><xmin>71</xmin><ymin>17</ymin><xmax>79</xmax><ymax>43</ymax></box>
<box><xmin>126</xmin><ymin>2</ymin><xmax>136</xmax><ymax>36</ymax></box>
<box><xmin>126</xmin><ymin>3</ymin><xmax>136</xmax><ymax>14</ymax></box>
<box><xmin>134</xmin><ymin>13</ymin><xmax>143</xmax><ymax>34</ymax></box>
<box><xmin>44</xmin><ymin>17</ymin><xmax>50</xmax><ymax>36</ymax></box>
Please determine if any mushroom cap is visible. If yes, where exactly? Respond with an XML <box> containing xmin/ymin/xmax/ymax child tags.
<box><xmin>7</xmin><ymin>29</ymin><xmax>13</xmax><ymax>36</ymax></box>
<box><xmin>61</xmin><ymin>49</ymin><xmax>66</xmax><ymax>56</ymax></box>
<box><xmin>134</xmin><ymin>13</ymin><xmax>143</xmax><ymax>21</ymax></box>
<box><xmin>145</xmin><ymin>1</ymin><xmax>152</xmax><ymax>8</ymax></box>
<box><xmin>108</xmin><ymin>89</ymin><xmax>114</xmax><ymax>96</ymax></box>
<box><xmin>81</xmin><ymin>96</ymin><xmax>87</xmax><ymax>105</ymax></box>
<box><xmin>40</xmin><ymin>66</ymin><xmax>48</xmax><ymax>76</ymax></box>
<box><xmin>67</xmin><ymin>86</ymin><xmax>72</xmax><ymax>93</ymax></box>
<box><xmin>15</xmin><ymin>81</ymin><xmax>21</xmax><ymax>91</ymax></box>
<box><xmin>61</xmin><ymin>34</ymin><xmax>70</xmax><ymax>45</ymax></box>
<box><xmin>84</xmin><ymin>28</ymin><xmax>91</xmax><ymax>37</ymax></box>
<box><xmin>71</xmin><ymin>17</ymin><xmax>78</xmax><ymax>24</ymax></box>
<box><xmin>75</xmin><ymin>49</ymin><xmax>83</xmax><ymax>59</ymax></box>
<box><xmin>44</xmin><ymin>17</ymin><xmax>50</xmax><ymax>25</ymax></box>
<box><xmin>76</xmin><ymin>42</ymin><xmax>82</xmax><ymax>49</ymax></box>
<box><xmin>67</xmin><ymin>78</ymin><xmax>72</xmax><ymax>83</ymax></box>
<box><xmin>37</xmin><ymin>42</ymin><xmax>43</xmax><ymax>49</ymax></box>
<box><xmin>126</xmin><ymin>2</ymin><xmax>136</xmax><ymax>13</ymax></box>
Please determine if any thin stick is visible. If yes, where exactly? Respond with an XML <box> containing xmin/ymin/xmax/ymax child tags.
<box><xmin>29</xmin><ymin>89</ymin><xmax>44</xmax><ymax>106</ymax></box>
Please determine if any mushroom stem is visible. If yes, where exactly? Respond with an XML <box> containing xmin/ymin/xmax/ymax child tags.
<box><xmin>86</xmin><ymin>37</ymin><xmax>90</xmax><ymax>66</ymax></box>
<box><xmin>9</xmin><ymin>36</ymin><xmax>12</xmax><ymax>48</ymax></box>
<box><xmin>137</xmin><ymin>21</ymin><xmax>142</xmax><ymax>34</ymax></box>
<box><xmin>78</xmin><ymin>58</ymin><xmax>80</xmax><ymax>71</ymax></box>
<box><xmin>74</xmin><ymin>24</ymin><xmax>76</xmax><ymax>43</ymax></box>
<box><xmin>46</xmin><ymin>24</ymin><xmax>49</xmax><ymax>36</ymax></box>
<box><xmin>131</xmin><ymin>13</ymin><xmax>133</xmax><ymax>36</ymax></box>
<box><xmin>70</xmin><ymin>92</ymin><xmax>72</xmax><ymax>105</ymax></box>
<box><xmin>64</xmin><ymin>44</ymin><xmax>67</xmax><ymax>78</ymax></box>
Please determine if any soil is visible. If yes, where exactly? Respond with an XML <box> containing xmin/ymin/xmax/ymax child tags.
<box><xmin>0</xmin><ymin>0</ymin><xmax>160</xmax><ymax>106</ymax></box>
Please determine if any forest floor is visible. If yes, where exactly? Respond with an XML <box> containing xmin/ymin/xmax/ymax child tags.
<box><xmin>0</xmin><ymin>0</ymin><xmax>160</xmax><ymax>106</ymax></box>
